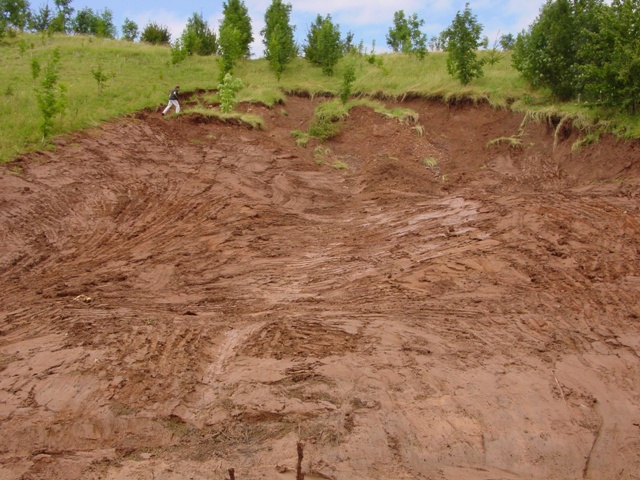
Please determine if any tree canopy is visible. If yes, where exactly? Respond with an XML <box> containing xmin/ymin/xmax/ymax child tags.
<box><xmin>72</xmin><ymin>7</ymin><xmax>116</xmax><ymax>38</ymax></box>
<box><xmin>579</xmin><ymin>0</ymin><xmax>640</xmax><ymax>113</ymax></box>
<box><xmin>121</xmin><ymin>18</ymin><xmax>138</xmax><ymax>41</ymax></box>
<box><xmin>304</xmin><ymin>14</ymin><xmax>343</xmax><ymax>76</ymax></box>
<box><xmin>181</xmin><ymin>12</ymin><xmax>217</xmax><ymax>56</ymax></box>
<box><xmin>262</xmin><ymin>0</ymin><xmax>297</xmax><ymax>80</ymax></box>
<box><xmin>220</xmin><ymin>0</ymin><xmax>253</xmax><ymax>59</ymax></box>
<box><xmin>1</xmin><ymin>0</ymin><xmax>30</xmax><ymax>30</ymax></box>
<box><xmin>443</xmin><ymin>3</ymin><xmax>484</xmax><ymax>85</ymax></box>
<box><xmin>6</xmin><ymin>0</ymin><xmax>640</xmax><ymax>116</ymax></box>
<box><xmin>386</xmin><ymin>10</ymin><xmax>428</xmax><ymax>59</ymax></box>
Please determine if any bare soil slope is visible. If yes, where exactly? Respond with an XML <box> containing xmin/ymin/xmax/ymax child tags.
<box><xmin>1</xmin><ymin>96</ymin><xmax>640</xmax><ymax>480</ymax></box>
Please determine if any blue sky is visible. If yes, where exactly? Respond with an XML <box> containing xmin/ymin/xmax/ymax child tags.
<box><xmin>65</xmin><ymin>0</ymin><xmax>548</xmax><ymax>56</ymax></box>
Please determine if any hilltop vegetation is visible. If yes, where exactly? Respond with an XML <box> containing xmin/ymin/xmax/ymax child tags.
<box><xmin>2</xmin><ymin>8</ymin><xmax>640</xmax><ymax>162</ymax></box>
<box><xmin>1</xmin><ymin>30</ymin><xmax>638</xmax><ymax>164</ymax></box>
<box><xmin>2</xmin><ymin>1</ymin><xmax>640</xmax><ymax>163</ymax></box>
<box><xmin>0</xmin><ymin>33</ymin><xmax>498</xmax><ymax>163</ymax></box>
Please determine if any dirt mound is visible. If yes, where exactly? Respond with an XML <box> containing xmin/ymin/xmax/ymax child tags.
<box><xmin>1</xmin><ymin>95</ymin><xmax>640</xmax><ymax>480</ymax></box>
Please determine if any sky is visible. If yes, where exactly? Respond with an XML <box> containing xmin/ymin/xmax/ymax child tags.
<box><xmin>60</xmin><ymin>0</ymin><xmax>549</xmax><ymax>56</ymax></box>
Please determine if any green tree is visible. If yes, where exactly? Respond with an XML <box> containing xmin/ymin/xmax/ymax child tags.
<box><xmin>72</xmin><ymin>7</ymin><xmax>97</xmax><ymax>35</ymax></box>
<box><xmin>512</xmin><ymin>0</ymin><xmax>604</xmax><ymax>100</ymax></box>
<box><xmin>484</xmin><ymin>34</ymin><xmax>503</xmax><ymax>66</ymax></box>
<box><xmin>50</xmin><ymin>0</ymin><xmax>73</xmax><ymax>33</ymax></box>
<box><xmin>121</xmin><ymin>17</ymin><xmax>138</xmax><ymax>41</ymax></box>
<box><xmin>217</xmin><ymin>22</ymin><xmax>244</xmax><ymax>80</ymax></box>
<box><xmin>499</xmin><ymin>33</ymin><xmax>515</xmax><ymax>50</ymax></box>
<box><xmin>386</xmin><ymin>10</ymin><xmax>428</xmax><ymax>59</ymax></box>
<box><xmin>33</xmin><ymin>47</ymin><xmax>66</xmax><ymax>140</ymax></box>
<box><xmin>1</xmin><ymin>0</ymin><xmax>30</xmax><ymax>30</ymax></box>
<box><xmin>443</xmin><ymin>3</ymin><xmax>485</xmax><ymax>85</ymax></box>
<box><xmin>261</xmin><ymin>0</ymin><xmax>297</xmax><ymax>80</ymax></box>
<box><xmin>95</xmin><ymin>8</ymin><xmax>116</xmax><ymax>38</ymax></box>
<box><xmin>171</xmin><ymin>38</ymin><xmax>189</xmax><ymax>64</ymax></box>
<box><xmin>429</xmin><ymin>32</ymin><xmax>447</xmax><ymax>51</ymax></box>
<box><xmin>179</xmin><ymin>28</ymin><xmax>198</xmax><ymax>57</ymax></box>
<box><xmin>29</xmin><ymin>3</ymin><xmax>51</xmax><ymax>32</ymax></box>
<box><xmin>30</xmin><ymin>56</ymin><xmax>40</xmax><ymax>81</ymax></box>
<box><xmin>342</xmin><ymin>30</ymin><xmax>356</xmax><ymax>54</ymax></box>
<box><xmin>220</xmin><ymin>0</ymin><xmax>253</xmax><ymax>59</ymax></box>
<box><xmin>580</xmin><ymin>0</ymin><xmax>640</xmax><ymax>113</ymax></box>
<box><xmin>140</xmin><ymin>22</ymin><xmax>171</xmax><ymax>45</ymax></box>
<box><xmin>304</xmin><ymin>14</ymin><xmax>342</xmax><ymax>76</ymax></box>
<box><xmin>180</xmin><ymin>12</ymin><xmax>217</xmax><ymax>56</ymax></box>
<box><xmin>72</xmin><ymin>7</ymin><xmax>115</xmax><ymax>38</ymax></box>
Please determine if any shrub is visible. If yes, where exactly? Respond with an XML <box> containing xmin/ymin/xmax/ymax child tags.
<box><xmin>308</xmin><ymin>117</ymin><xmax>341</xmax><ymax>141</ymax></box>
<box><xmin>304</xmin><ymin>14</ymin><xmax>342</xmax><ymax>76</ymax></box>
<box><xmin>33</xmin><ymin>47</ymin><xmax>67</xmax><ymax>140</ymax></box>
<box><xmin>217</xmin><ymin>73</ymin><xmax>244</xmax><ymax>113</ymax></box>
<box><xmin>579</xmin><ymin>0</ymin><xmax>640</xmax><ymax>113</ymax></box>
<box><xmin>140</xmin><ymin>22</ymin><xmax>171</xmax><ymax>45</ymax></box>
<box><xmin>171</xmin><ymin>38</ymin><xmax>189</xmax><ymax>65</ymax></box>
<box><xmin>339</xmin><ymin>62</ymin><xmax>356</xmax><ymax>105</ymax></box>
<box><xmin>91</xmin><ymin>64</ymin><xmax>112</xmax><ymax>92</ymax></box>
<box><xmin>512</xmin><ymin>0</ymin><xmax>602</xmax><ymax>101</ymax></box>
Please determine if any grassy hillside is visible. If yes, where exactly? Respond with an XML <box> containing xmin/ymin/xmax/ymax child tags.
<box><xmin>0</xmin><ymin>33</ymin><xmax>637</xmax><ymax>163</ymax></box>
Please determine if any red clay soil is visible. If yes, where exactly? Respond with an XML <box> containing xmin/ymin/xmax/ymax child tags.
<box><xmin>1</xmin><ymin>95</ymin><xmax>640</xmax><ymax>480</ymax></box>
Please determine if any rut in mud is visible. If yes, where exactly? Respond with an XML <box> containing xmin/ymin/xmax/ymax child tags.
<box><xmin>1</xmin><ymin>95</ymin><xmax>640</xmax><ymax>480</ymax></box>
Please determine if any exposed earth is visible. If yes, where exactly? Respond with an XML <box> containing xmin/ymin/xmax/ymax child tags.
<box><xmin>1</xmin><ymin>94</ymin><xmax>640</xmax><ymax>480</ymax></box>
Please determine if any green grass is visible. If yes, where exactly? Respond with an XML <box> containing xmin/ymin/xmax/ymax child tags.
<box><xmin>572</xmin><ymin>131</ymin><xmax>601</xmax><ymax>152</ymax></box>
<box><xmin>291</xmin><ymin>97</ymin><xmax>421</xmax><ymax>146</ymax></box>
<box><xmin>348</xmin><ymin>98</ymin><xmax>419</xmax><ymax>124</ymax></box>
<box><xmin>311</xmin><ymin>146</ymin><xmax>349</xmax><ymax>170</ymax></box>
<box><xmin>1</xmin><ymin>33</ymin><xmax>224</xmax><ymax>162</ymax></box>
<box><xmin>486</xmin><ymin>136</ymin><xmax>525</xmax><ymax>149</ymax></box>
<box><xmin>0</xmin><ymin>32</ymin><xmax>635</xmax><ymax>163</ymax></box>
<box><xmin>182</xmin><ymin>105</ymin><xmax>265</xmax><ymax>129</ymax></box>
<box><xmin>422</xmin><ymin>157</ymin><xmax>438</xmax><ymax>168</ymax></box>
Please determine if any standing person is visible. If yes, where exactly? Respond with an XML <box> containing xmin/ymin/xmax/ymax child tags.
<box><xmin>162</xmin><ymin>86</ymin><xmax>180</xmax><ymax>115</ymax></box>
